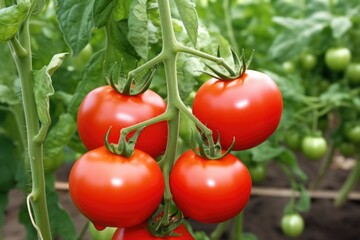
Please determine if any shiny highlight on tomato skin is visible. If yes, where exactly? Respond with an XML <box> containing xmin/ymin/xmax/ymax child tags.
<box><xmin>170</xmin><ymin>149</ymin><xmax>252</xmax><ymax>224</ymax></box>
<box><xmin>69</xmin><ymin>146</ymin><xmax>165</xmax><ymax>229</ymax></box>
<box><xmin>193</xmin><ymin>70</ymin><xmax>283</xmax><ymax>150</ymax></box>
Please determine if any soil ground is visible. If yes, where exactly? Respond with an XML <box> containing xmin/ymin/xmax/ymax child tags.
<box><xmin>2</xmin><ymin>154</ymin><xmax>360</xmax><ymax>240</ymax></box>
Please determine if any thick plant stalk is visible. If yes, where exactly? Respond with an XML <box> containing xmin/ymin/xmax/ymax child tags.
<box><xmin>334</xmin><ymin>156</ymin><xmax>360</xmax><ymax>207</ymax></box>
<box><xmin>9</xmin><ymin>19</ymin><xmax>52</xmax><ymax>240</ymax></box>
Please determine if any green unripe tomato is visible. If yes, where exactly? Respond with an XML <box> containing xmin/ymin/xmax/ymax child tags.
<box><xmin>346</xmin><ymin>63</ymin><xmax>360</xmax><ymax>85</ymax></box>
<box><xmin>344</xmin><ymin>123</ymin><xmax>360</xmax><ymax>144</ymax></box>
<box><xmin>281</xmin><ymin>213</ymin><xmax>305</xmax><ymax>238</ymax></box>
<box><xmin>89</xmin><ymin>223</ymin><xmax>116</xmax><ymax>240</ymax></box>
<box><xmin>301</xmin><ymin>136</ymin><xmax>327</xmax><ymax>161</ymax></box>
<box><xmin>301</xmin><ymin>53</ymin><xmax>317</xmax><ymax>70</ymax></box>
<box><xmin>282</xmin><ymin>61</ymin><xmax>295</xmax><ymax>74</ymax></box>
<box><xmin>338</xmin><ymin>142</ymin><xmax>356</xmax><ymax>158</ymax></box>
<box><xmin>249</xmin><ymin>164</ymin><xmax>267</xmax><ymax>184</ymax></box>
<box><xmin>284</xmin><ymin>131</ymin><xmax>301</xmax><ymax>151</ymax></box>
<box><xmin>325</xmin><ymin>47</ymin><xmax>351</xmax><ymax>71</ymax></box>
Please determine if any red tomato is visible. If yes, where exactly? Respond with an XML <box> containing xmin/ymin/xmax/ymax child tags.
<box><xmin>192</xmin><ymin>70</ymin><xmax>282</xmax><ymax>150</ymax></box>
<box><xmin>69</xmin><ymin>146</ymin><xmax>164</xmax><ymax>229</ymax></box>
<box><xmin>112</xmin><ymin>223</ymin><xmax>194</xmax><ymax>240</ymax></box>
<box><xmin>77</xmin><ymin>85</ymin><xmax>168</xmax><ymax>157</ymax></box>
<box><xmin>169</xmin><ymin>149</ymin><xmax>252</xmax><ymax>223</ymax></box>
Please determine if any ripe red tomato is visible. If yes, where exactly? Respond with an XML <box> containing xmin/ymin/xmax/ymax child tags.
<box><xmin>170</xmin><ymin>149</ymin><xmax>252</xmax><ymax>223</ymax></box>
<box><xmin>112</xmin><ymin>223</ymin><xmax>194</xmax><ymax>240</ymax></box>
<box><xmin>192</xmin><ymin>70</ymin><xmax>282</xmax><ymax>150</ymax></box>
<box><xmin>69</xmin><ymin>146</ymin><xmax>164</xmax><ymax>229</ymax></box>
<box><xmin>77</xmin><ymin>85</ymin><xmax>168</xmax><ymax>158</ymax></box>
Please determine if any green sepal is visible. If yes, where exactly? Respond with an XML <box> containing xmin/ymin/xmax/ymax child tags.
<box><xmin>147</xmin><ymin>204</ymin><xmax>185</xmax><ymax>238</ymax></box>
<box><xmin>104</xmin><ymin>126</ymin><xmax>144</xmax><ymax>158</ymax></box>
<box><xmin>190</xmin><ymin>128</ymin><xmax>235</xmax><ymax>160</ymax></box>
<box><xmin>202</xmin><ymin>48</ymin><xmax>255</xmax><ymax>81</ymax></box>
<box><xmin>106</xmin><ymin>60</ymin><xmax>157</xmax><ymax>96</ymax></box>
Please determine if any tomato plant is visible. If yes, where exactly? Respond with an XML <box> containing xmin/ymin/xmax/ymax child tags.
<box><xmin>280</xmin><ymin>213</ymin><xmax>304</xmax><ymax>238</ymax></box>
<box><xmin>347</xmin><ymin>63</ymin><xmax>360</xmax><ymax>84</ymax></box>
<box><xmin>284</xmin><ymin>131</ymin><xmax>302</xmax><ymax>151</ymax></box>
<box><xmin>111</xmin><ymin>223</ymin><xmax>194</xmax><ymax>240</ymax></box>
<box><xmin>77</xmin><ymin>85</ymin><xmax>168</xmax><ymax>158</ymax></box>
<box><xmin>301</xmin><ymin>53</ymin><xmax>317</xmax><ymax>70</ymax></box>
<box><xmin>325</xmin><ymin>47</ymin><xmax>351</xmax><ymax>72</ymax></box>
<box><xmin>89</xmin><ymin>223</ymin><xmax>116</xmax><ymax>240</ymax></box>
<box><xmin>344</xmin><ymin>123</ymin><xmax>360</xmax><ymax>144</ymax></box>
<box><xmin>192</xmin><ymin>70</ymin><xmax>283</xmax><ymax>150</ymax></box>
<box><xmin>301</xmin><ymin>136</ymin><xmax>327</xmax><ymax>161</ymax></box>
<box><xmin>338</xmin><ymin>142</ymin><xmax>356</xmax><ymax>158</ymax></box>
<box><xmin>249</xmin><ymin>163</ymin><xmax>267</xmax><ymax>184</ymax></box>
<box><xmin>170</xmin><ymin>149</ymin><xmax>252</xmax><ymax>223</ymax></box>
<box><xmin>69</xmin><ymin>146</ymin><xmax>164</xmax><ymax>229</ymax></box>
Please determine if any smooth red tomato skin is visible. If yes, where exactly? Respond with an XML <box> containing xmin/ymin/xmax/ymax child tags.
<box><xmin>112</xmin><ymin>223</ymin><xmax>194</xmax><ymax>240</ymax></box>
<box><xmin>77</xmin><ymin>85</ymin><xmax>168</xmax><ymax>158</ymax></box>
<box><xmin>192</xmin><ymin>70</ymin><xmax>282</xmax><ymax>150</ymax></box>
<box><xmin>69</xmin><ymin>146</ymin><xmax>164</xmax><ymax>229</ymax></box>
<box><xmin>170</xmin><ymin>150</ymin><xmax>252</xmax><ymax>223</ymax></box>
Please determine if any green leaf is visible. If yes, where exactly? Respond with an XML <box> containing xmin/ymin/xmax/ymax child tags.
<box><xmin>93</xmin><ymin>0</ymin><xmax>115</xmax><ymax>28</ymax></box>
<box><xmin>113</xmin><ymin>0</ymin><xmax>132</xmax><ymax>21</ymax></box>
<box><xmin>104</xmin><ymin>20</ymin><xmax>139</xmax><ymax>72</ymax></box>
<box><xmin>68</xmin><ymin>50</ymin><xmax>106</xmax><ymax>117</ymax></box>
<box><xmin>276</xmin><ymin>149</ymin><xmax>307</xmax><ymax>182</ymax></box>
<box><xmin>0</xmin><ymin>134</ymin><xmax>20</xmax><ymax>192</ymax></box>
<box><xmin>0</xmin><ymin>0</ymin><xmax>31</xmax><ymax>42</ymax></box>
<box><xmin>19</xmin><ymin>176</ymin><xmax>77</xmax><ymax>240</ymax></box>
<box><xmin>33</xmin><ymin>53</ymin><xmax>67</xmax><ymax>139</ymax></box>
<box><xmin>46</xmin><ymin>176</ymin><xmax>77</xmax><ymax>240</ymax></box>
<box><xmin>319</xmin><ymin>83</ymin><xmax>351</xmax><ymax>106</ymax></box>
<box><xmin>174</xmin><ymin>0</ymin><xmax>198</xmax><ymax>47</ymax></box>
<box><xmin>0</xmin><ymin>84</ymin><xmax>19</xmax><ymax>105</ymax></box>
<box><xmin>44</xmin><ymin>113</ymin><xmax>76</xmax><ymax>174</ymax></box>
<box><xmin>0</xmin><ymin>193</ymin><xmax>8</xmax><ymax>230</ymax></box>
<box><xmin>56</xmin><ymin>0</ymin><xmax>94</xmax><ymax>56</ymax></box>
<box><xmin>330</xmin><ymin>16</ymin><xmax>352</xmax><ymax>39</ymax></box>
<box><xmin>295</xmin><ymin>185</ymin><xmax>311</xmax><ymax>212</ymax></box>
<box><xmin>128</xmin><ymin>0</ymin><xmax>148</xmax><ymax>59</ymax></box>
<box><xmin>31</xmin><ymin>0</ymin><xmax>45</xmax><ymax>15</ymax></box>
<box><xmin>249</xmin><ymin>140</ymin><xmax>286</xmax><ymax>163</ymax></box>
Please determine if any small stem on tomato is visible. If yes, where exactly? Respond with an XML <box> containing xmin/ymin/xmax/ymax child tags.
<box><xmin>179</xmin><ymin>45</ymin><xmax>236</xmax><ymax>76</ymax></box>
<box><xmin>120</xmin><ymin>112</ymin><xmax>171</xmax><ymax>137</ymax></box>
<box><xmin>334</xmin><ymin>156</ymin><xmax>360</xmax><ymax>207</ymax></box>
<box><xmin>210</xmin><ymin>221</ymin><xmax>230</xmax><ymax>240</ymax></box>
<box><xmin>128</xmin><ymin>53</ymin><xmax>165</xmax><ymax>78</ymax></box>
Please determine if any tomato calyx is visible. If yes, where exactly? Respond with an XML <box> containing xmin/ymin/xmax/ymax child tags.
<box><xmin>104</xmin><ymin>126</ymin><xmax>144</xmax><ymax>157</ymax></box>
<box><xmin>191</xmin><ymin>128</ymin><xmax>235</xmax><ymax>160</ymax></box>
<box><xmin>202</xmin><ymin>48</ymin><xmax>254</xmax><ymax>81</ymax></box>
<box><xmin>106</xmin><ymin>60</ymin><xmax>157</xmax><ymax>96</ymax></box>
<box><xmin>147</xmin><ymin>205</ymin><xmax>185</xmax><ymax>238</ymax></box>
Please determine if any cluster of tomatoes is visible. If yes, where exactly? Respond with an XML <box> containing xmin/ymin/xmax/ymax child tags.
<box><xmin>68</xmin><ymin>68</ymin><xmax>283</xmax><ymax>239</ymax></box>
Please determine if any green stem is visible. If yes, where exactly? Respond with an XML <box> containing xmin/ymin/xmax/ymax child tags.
<box><xmin>223</xmin><ymin>0</ymin><xmax>239</xmax><ymax>53</ymax></box>
<box><xmin>210</xmin><ymin>220</ymin><xmax>230</xmax><ymax>240</ymax></box>
<box><xmin>310</xmin><ymin>144</ymin><xmax>336</xmax><ymax>190</ymax></box>
<box><xmin>179</xmin><ymin>45</ymin><xmax>236</xmax><ymax>76</ymax></box>
<box><xmin>311</xmin><ymin>109</ymin><xmax>318</xmax><ymax>132</ymax></box>
<box><xmin>231</xmin><ymin>212</ymin><xmax>244</xmax><ymax>240</ymax></box>
<box><xmin>8</xmin><ymin>20</ymin><xmax>52</xmax><ymax>240</ymax></box>
<box><xmin>334</xmin><ymin>156</ymin><xmax>360</xmax><ymax>207</ymax></box>
<box><xmin>155</xmin><ymin>0</ymin><xmax>181</xmax><ymax>226</ymax></box>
